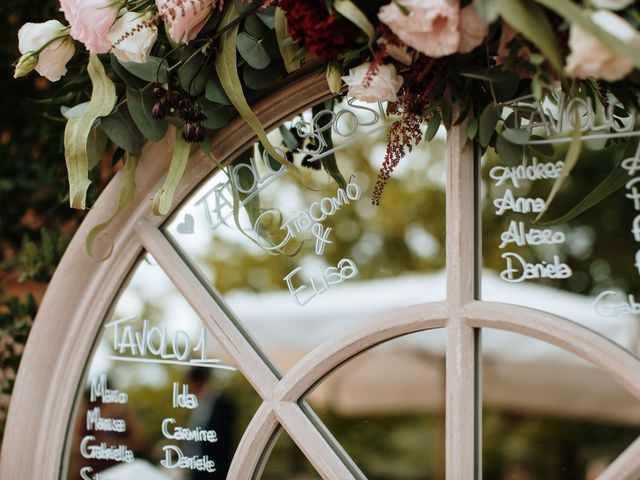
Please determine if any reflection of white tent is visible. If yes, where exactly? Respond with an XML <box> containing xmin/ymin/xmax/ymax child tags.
<box><xmin>224</xmin><ymin>271</ymin><xmax>640</xmax><ymax>425</ymax></box>
<box><xmin>99</xmin><ymin>459</ymin><xmax>171</xmax><ymax>480</ymax></box>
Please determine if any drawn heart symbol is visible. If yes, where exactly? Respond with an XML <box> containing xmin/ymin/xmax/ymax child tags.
<box><xmin>177</xmin><ymin>214</ymin><xmax>195</xmax><ymax>235</ymax></box>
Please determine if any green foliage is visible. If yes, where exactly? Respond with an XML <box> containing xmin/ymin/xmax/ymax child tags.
<box><xmin>0</xmin><ymin>292</ymin><xmax>37</xmax><ymax>438</ymax></box>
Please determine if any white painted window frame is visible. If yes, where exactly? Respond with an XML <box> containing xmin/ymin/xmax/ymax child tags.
<box><xmin>2</xmin><ymin>70</ymin><xmax>640</xmax><ymax>480</ymax></box>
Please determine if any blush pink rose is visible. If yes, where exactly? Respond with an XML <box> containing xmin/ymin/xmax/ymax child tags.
<box><xmin>60</xmin><ymin>0</ymin><xmax>119</xmax><ymax>54</ymax></box>
<box><xmin>458</xmin><ymin>4</ymin><xmax>488</xmax><ymax>53</ymax></box>
<box><xmin>378</xmin><ymin>0</ymin><xmax>488</xmax><ymax>58</ymax></box>
<box><xmin>156</xmin><ymin>0</ymin><xmax>214</xmax><ymax>44</ymax></box>
<box><xmin>378</xmin><ymin>0</ymin><xmax>460</xmax><ymax>57</ymax></box>
<box><xmin>565</xmin><ymin>10</ymin><xmax>640</xmax><ymax>82</ymax></box>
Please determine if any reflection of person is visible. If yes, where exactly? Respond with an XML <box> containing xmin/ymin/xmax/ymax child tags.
<box><xmin>185</xmin><ymin>368</ymin><xmax>237</xmax><ymax>479</ymax></box>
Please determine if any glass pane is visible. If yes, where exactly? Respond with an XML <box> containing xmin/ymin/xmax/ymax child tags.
<box><xmin>482</xmin><ymin>329</ymin><xmax>640</xmax><ymax>479</ymax></box>
<box><xmin>302</xmin><ymin>329</ymin><xmax>446</xmax><ymax>479</ymax></box>
<box><xmin>62</xmin><ymin>254</ymin><xmax>262</xmax><ymax>480</ymax></box>
<box><xmin>164</xmin><ymin>98</ymin><xmax>447</xmax><ymax>373</ymax></box>
<box><xmin>481</xmin><ymin>140</ymin><xmax>640</xmax><ymax>354</ymax></box>
<box><xmin>259</xmin><ymin>430</ymin><xmax>322</xmax><ymax>480</ymax></box>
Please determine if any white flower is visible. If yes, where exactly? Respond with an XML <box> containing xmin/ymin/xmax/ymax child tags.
<box><xmin>342</xmin><ymin>63</ymin><xmax>404</xmax><ymax>103</ymax></box>
<box><xmin>565</xmin><ymin>10</ymin><xmax>640</xmax><ymax>82</ymax></box>
<box><xmin>589</xmin><ymin>0</ymin><xmax>634</xmax><ymax>10</ymax></box>
<box><xmin>17</xmin><ymin>20</ymin><xmax>75</xmax><ymax>82</ymax></box>
<box><xmin>108</xmin><ymin>11</ymin><xmax>158</xmax><ymax>64</ymax></box>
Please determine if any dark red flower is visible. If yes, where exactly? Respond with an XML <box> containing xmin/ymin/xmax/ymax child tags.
<box><xmin>279</xmin><ymin>0</ymin><xmax>360</xmax><ymax>60</ymax></box>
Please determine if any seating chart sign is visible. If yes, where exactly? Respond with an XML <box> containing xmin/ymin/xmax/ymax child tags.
<box><xmin>482</xmin><ymin>92</ymin><xmax>640</xmax><ymax>354</ymax></box>
<box><xmin>62</xmin><ymin>98</ymin><xmax>449</xmax><ymax>479</ymax></box>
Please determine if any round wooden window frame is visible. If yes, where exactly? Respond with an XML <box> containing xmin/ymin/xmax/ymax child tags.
<box><xmin>2</xmin><ymin>70</ymin><xmax>640</xmax><ymax>480</ymax></box>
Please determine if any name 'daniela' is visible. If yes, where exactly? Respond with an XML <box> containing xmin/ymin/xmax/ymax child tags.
<box><xmin>499</xmin><ymin>221</ymin><xmax>566</xmax><ymax>249</ymax></box>
<box><xmin>284</xmin><ymin>258</ymin><xmax>358</xmax><ymax>306</ymax></box>
<box><xmin>90</xmin><ymin>374</ymin><xmax>128</xmax><ymax>404</ymax></box>
<box><xmin>494</xmin><ymin>189</ymin><xmax>546</xmax><ymax>216</ymax></box>
<box><xmin>500</xmin><ymin>252</ymin><xmax>572</xmax><ymax>283</ymax></box>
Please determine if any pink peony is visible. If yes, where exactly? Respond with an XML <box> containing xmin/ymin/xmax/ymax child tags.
<box><xmin>60</xmin><ymin>0</ymin><xmax>119</xmax><ymax>54</ymax></box>
<box><xmin>378</xmin><ymin>0</ymin><xmax>488</xmax><ymax>58</ymax></box>
<box><xmin>156</xmin><ymin>0</ymin><xmax>214</xmax><ymax>44</ymax></box>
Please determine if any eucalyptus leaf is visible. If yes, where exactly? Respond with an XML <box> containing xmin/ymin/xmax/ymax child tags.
<box><xmin>256</xmin><ymin>6</ymin><xmax>276</xmax><ymax>28</ymax></box>
<box><xmin>243</xmin><ymin>61</ymin><xmax>285</xmax><ymax>90</ymax></box>
<box><xmin>497</xmin><ymin>0</ymin><xmax>563</xmax><ymax>72</ymax></box>
<box><xmin>467</xmin><ymin>117</ymin><xmax>479</xmax><ymax>140</ymax></box>
<box><xmin>479</xmin><ymin>103</ymin><xmax>500</xmax><ymax>147</ymax></box>
<box><xmin>64</xmin><ymin>55</ymin><xmax>116</xmax><ymax>209</ymax></box>
<box><xmin>111</xmin><ymin>55</ymin><xmax>146</xmax><ymax>89</ymax></box>
<box><xmin>199</xmin><ymin>100</ymin><xmax>236</xmax><ymax>130</ymax></box>
<box><xmin>215</xmin><ymin>4</ymin><xmax>290</xmax><ymax>172</ymax></box>
<box><xmin>237</xmin><ymin>32</ymin><xmax>271</xmax><ymax>69</ymax></box>
<box><xmin>262</xmin><ymin>30</ymin><xmax>281</xmax><ymax>59</ymax></box>
<box><xmin>425</xmin><ymin>113</ymin><xmax>442</xmax><ymax>142</ymax></box>
<box><xmin>501</xmin><ymin>128</ymin><xmax>530</xmax><ymax>145</ymax></box>
<box><xmin>496</xmin><ymin>135</ymin><xmax>524</xmax><ymax>165</ymax></box>
<box><xmin>529</xmin><ymin>137</ymin><xmax>554</xmax><ymax>157</ymax></box>
<box><xmin>121</xmin><ymin>56</ymin><xmax>169</xmax><ymax>83</ymax></box>
<box><xmin>244</xmin><ymin>13</ymin><xmax>268</xmax><ymax>39</ymax></box>
<box><xmin>205</xmin><ymin>73</ymin><xmax>232</xmax><ymax>105</ymax></box>
<box><xmin>179</xmin><ymin>51</ymin><xmax>208</xmax><ymax>97</ymax></box>
<box><xmin>101</xmin><ymin>106</ymin><xmax>144</xmax><ymax>155</ymax></box>
<box><xmin>127</xmin><ymin>87</ymin><xmax>167</xmax><ymax>142</ymax></box>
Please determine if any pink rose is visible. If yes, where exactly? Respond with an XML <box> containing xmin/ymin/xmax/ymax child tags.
<box><xmin>60</xmin><ymin>0</ymin><xmax>119</xmax><ymax>54</ymax></box>
<box><xmin>565</xmin><ymin>10</ymin><xmax>640</xmax><ymax>82</ymax></box>
<box><xmin>458</xmin><ymin>4</ymin><xmax>488</xmax><ymax>54</ymax></box>
<box><xmin>342</xmin><ymin>63</ymin><xmax>404</xmax><ymax>103</ymax></box>
<box><xmin>379</xmin><ymin>0</ymin><xmax>460</xmax><ymax>57</ymax></box>
<box><xmin>156</xmin><ymin>0</ymin><xmax>214</xmax><ymax>44</ymax></box>
<box><xmin>378</xmin><ymin>0</ymin><xmax>487</xmax><ymax>58</ymax></box>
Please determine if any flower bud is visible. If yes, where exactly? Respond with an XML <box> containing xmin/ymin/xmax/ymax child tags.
<box><xmin>152</xmin><ymin>101</ymin><xmax>166</xmax><ymax>120</ymax></box>
<box><xmin>182</xmin><ymin>122</ymin><xmax>197</xmax><ymax>143</ymax></box>
<box><xmin>14</xmin><ymin>53</ymin><xmax>39</xmax><ymax>78</ymax></box>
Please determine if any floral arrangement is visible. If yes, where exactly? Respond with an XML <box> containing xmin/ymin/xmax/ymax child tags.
<box><xmin>12</xmin><ymin>0</ymin><xmax>640</xmax><ymax>249</ymax></box>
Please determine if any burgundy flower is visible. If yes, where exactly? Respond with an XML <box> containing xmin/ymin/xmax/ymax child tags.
<box><xmin>279</xmin><ymin>0</ymin><xmax>360</xmax><ymax>60</ymax></box>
